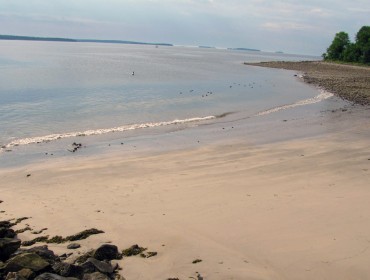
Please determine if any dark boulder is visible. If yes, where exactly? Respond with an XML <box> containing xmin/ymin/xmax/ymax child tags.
<box><xmin>66</xmin><ymin>243</ymin><xmax>80</xmax><ymax>250</ymax></box>
<box><xmin>4</xmin><ymin>253</ymin><xmax>50</xmax><ymax>273</ymax></box>
<box><xmin>82</xmin><ymin>258</ymin><xmax>114</xmax><ymax>274</ymax></box>
<box><xmin>93</xmin><ymin>244</ymin><xmax>119</xmax><ymax>261</ymax></box>
<box><xmin>51</xmin><ymin>262</ymin><xmax>83</xmax><ymax>278</ymax></box>
<box><xmin>0</xmin><ymin>221</ymin><xmax>12</xmax><ymax>228</ymax></box>
<box><xmin>26</xmin><ymin>246</ymin><xmax>59</xmax><ymax>263</ymax></box>
<box><xmin>80</xmin><ymin>261</ymin><xmax>95</xmax><ymax>274</ymax></box>
<box><xmin>0</xmin><ymin>228</ymin><xmax>16</xmax><ymax>238</ymax></box>
<box><xmin>0</xmin><ymin>238</ymin><xmax>21</xmax><ymax>261</ymax></box>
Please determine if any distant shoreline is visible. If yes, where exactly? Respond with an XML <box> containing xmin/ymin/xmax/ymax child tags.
<box><xmin>0</xmin><ymin>34</ymin><xmax>173</xmax><ymax>46</ymax></box>
<box><xmin>245</xmin><ymin>61</ymin><xmax>370</xmax><ymax>105</ymax></box>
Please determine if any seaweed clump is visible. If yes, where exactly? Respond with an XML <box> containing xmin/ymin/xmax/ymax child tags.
<box><xmin>122</xmin><ymin>245</ymin><xmax>147</xmax><ymax>257</ymax></box>
<box><xmin>65</xmin><ymin>228</ymin><xmax>104</xmax><ymax>241</ymax></box>
<box><xmin>21</xmin><ymin>228</ymin><xmax>104</xmax><ymax>246</ymax></box>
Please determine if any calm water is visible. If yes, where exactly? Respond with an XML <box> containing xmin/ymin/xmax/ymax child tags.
<box><xmin>0</xmin><ymin>40</ymin><xmax>325</xmax><ymax>164</ymax></box>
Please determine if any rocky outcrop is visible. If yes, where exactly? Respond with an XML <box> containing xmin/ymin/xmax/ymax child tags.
<box><xmin>0</xmin><ymin>215</ymin><xmax>158</xmax><ymax>280</ymax></box>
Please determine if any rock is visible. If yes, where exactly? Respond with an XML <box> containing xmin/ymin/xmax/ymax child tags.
<box><xmin>82</xmin><ymin>272</ymin><xmax>110</xmax><ymax>280</ymax></box>
<box><xmin>73</xmin><ymin>250</ymin><xmax>93</xmax><ymax>265</ymax></box>
<box><xmin>5</xmin><ymin>269</ymin><xmax>34</xmax><ymax>280</ymax></box>
<box><xmin>93</xmin><ymin>244</ymin><xmax>119</xmax><ymax>261</ymax></box>
<box><xmin>80</xmin><ymin>261</ymin><xmax>96</xmax><ymax>274</ymax></box>
<box><xmin>35</xmin><ymin>272</ymin><xmax>79</xmax><ymax>280</ymax></box>
<box><xmin>5</xmin><ymin>272</ymin><xmax>27</xmax><ymax>280</ymax></box>
<box><xmin>17</xmin><ymin>268</ymin><xmax>34</xmax><ymax>279</ymax></box>
<box><xmin>26</xmin><ymin>246</ymin><xmax>59</xmax><ymax>263</ymax></box>
<box><xmin>0</xmin><ymin>228</ymin><xmax>16</xmax><ymax>238</ymax></box>
<box><xmin>67</xmin><ymin>243</ymin><xmax>80</xmax><ymax>250</ymax></box>
<box><xmin>58</xmin><ymin>253</ymin><xmax>72</xmax><ymax>261</ymax></box>
<box><xmin>0</xmin><ymin>238</ymin><xmax>21</xmax><ymax>261</ymax></box>
<box><xmin>0</xmin><ymin>221</ymin><xmax>12</xmax><ymax>228</ymax></box>
<box><xmin>82</xmin><ymin>258</ymin><xmax>114</xmax><ymax>274</ymax></box>
<box><xmin>51</xmin><ymin>262</ymin><xmax>83</xmax><ymax>278</ymax></box>
<box><xmin>4</xmin><ymin>253</ymin><xmax>50</xmax><ymax>273</ymax></box>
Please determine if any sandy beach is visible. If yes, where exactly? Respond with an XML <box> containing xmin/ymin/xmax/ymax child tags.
<box><xmin>1</xmin><ymin>60</ymin><xmax>370</xmax><ymax>279</ymax></box>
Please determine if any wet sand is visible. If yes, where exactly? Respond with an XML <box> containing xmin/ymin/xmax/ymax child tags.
<box><xmin>244</xmin><ymin>61</ymin><xmax>370</xmax><ymax>105</ymax></box>
<box><xmin>1</xmin><ymin>101</ymin><xmax>370</xmax><ymax>279</ymax></box>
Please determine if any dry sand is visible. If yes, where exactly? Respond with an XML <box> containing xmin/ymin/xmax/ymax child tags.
<box><xmin>1</xmin><ymin>108</ymin><xmax>370</xmax><ymax>279</ymax></box>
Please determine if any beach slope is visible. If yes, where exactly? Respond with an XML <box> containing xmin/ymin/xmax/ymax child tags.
<box><xmin>1</xmin><ymin>117</ymin><xmax>370</xmax><ymax>279</ymax></box>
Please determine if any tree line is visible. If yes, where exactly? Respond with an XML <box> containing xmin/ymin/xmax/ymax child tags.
<box><xmin>322</xmin><ymin>26</ymin><xmax>370</xmax><ymax>65</ymax></box>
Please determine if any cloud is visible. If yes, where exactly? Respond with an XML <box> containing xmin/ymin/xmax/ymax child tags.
<box><xmin>347</xmin><ymin>7</ymin><xmax>370</xmax><ymax>13</ymax></box>
<box><xmin>307</xmin><ymin>8</ymin><xmax>331</xmax><ymax>17</ymax></box>
<box><xmin>261</xmin><ymin>21</ymin><xmax>316</xmax><ymax>31</ymax></box>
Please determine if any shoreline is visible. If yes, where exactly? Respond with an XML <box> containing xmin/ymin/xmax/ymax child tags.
<box><xmin>244</xmin><ymin>61</ymin><xmax>370</xmax><ymax>105</ymax></box>
<box><xmin>1</xmin><ymin>60</ymin><xmax>370</xmax><ymax>279</ymax></box>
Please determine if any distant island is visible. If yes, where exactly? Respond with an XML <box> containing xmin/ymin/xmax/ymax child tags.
<box><xmin>228</xmin><ymin>47</ymin><xmax>260</xmax><ymax>52</ymax></box>
<box><xmin>0</xmin><ymin>35</ymin><xmax>75</xmax><ymax>42</ymax></box>
<box><xmin>198</xmin><ymin>46</ymin><xmax>215</xmax><ymax>49</ymax></box>
<box><xmin>0</xmin><ymin>34</ymin><xmax>173</xmax><ymax>46</ymax></box>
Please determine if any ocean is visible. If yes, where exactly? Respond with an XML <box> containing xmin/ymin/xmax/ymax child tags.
<box><xmin>0</xmin><ymin>40</ymin><xmax>334</xmax><ymax>167</ymax></box>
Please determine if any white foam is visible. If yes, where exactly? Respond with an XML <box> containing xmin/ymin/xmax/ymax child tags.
<box><xmin>1</xmin><ymin>115</ymin><xmax>216</xmax><ymax>151</ymax></box>
<box><xmin>255</xmin><ymin>90</ymin><xmax>334</xmax><ymax>117</ymax></box>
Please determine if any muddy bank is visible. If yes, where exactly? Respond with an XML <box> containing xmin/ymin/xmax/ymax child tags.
<box><xmin>244</xmin><ymin>61</ymin><xmax>370</xmax><ymax>105</ymax></box>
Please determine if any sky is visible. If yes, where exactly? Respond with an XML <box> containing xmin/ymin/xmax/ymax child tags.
<box><xmin>0</xmin><ymin>0</ymin><xmax>368</xmax><ymax>55</ymax></box>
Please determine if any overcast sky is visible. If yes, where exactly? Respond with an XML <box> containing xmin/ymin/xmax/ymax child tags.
<box><xmin>0</xmin><ymin>0</ymin><xmax>368</xmax><ymax>55</ymax></box>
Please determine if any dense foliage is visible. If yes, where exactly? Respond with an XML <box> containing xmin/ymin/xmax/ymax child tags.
<box><xmin>323</xmin><ymin>26</ymin><xmax>370</xmax><ymax>64</ymax></box>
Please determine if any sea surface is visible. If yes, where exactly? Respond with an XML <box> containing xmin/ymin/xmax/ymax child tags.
<box><xmin>0</xmin><ymin>40</ymin><xmax>333</xmax><ymax>167</ymax></box>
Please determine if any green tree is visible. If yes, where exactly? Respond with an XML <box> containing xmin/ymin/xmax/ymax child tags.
<box><xmin>355</xmin><ymin>26</ymin><xmax>370</xmax><ymax>64</ymax></box>
<box><xmin>324</xmin><ymin>31</ymin><xmax>350</xmax><ymax>60</ymax></box>
<box><xmin>342</xmin><ymin>43</ymin><xmax>361</xmax><ymax>62</ymax></box>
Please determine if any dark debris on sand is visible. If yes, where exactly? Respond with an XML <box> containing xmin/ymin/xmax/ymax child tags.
<box><xmin>1</xmin><ymin>214</ymin><xmax>159</xmax><ymax>279</ymax></box>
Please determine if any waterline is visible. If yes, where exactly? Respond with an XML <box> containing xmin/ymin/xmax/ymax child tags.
<box><xmin>255</xmin><ymin>91</ymin><xmax>334</xmax><ymax>116</ymax></box>
<box><xmin>1</xmin><ymin>115</ymin><xmax>216</xmax><ymax>152</ymax></box>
